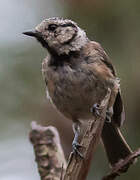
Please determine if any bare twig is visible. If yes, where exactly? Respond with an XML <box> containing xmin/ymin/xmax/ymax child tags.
<box><xmin>29</xmin><ymin>122</ymin><xmax>67</xmax><ymax>180</ymax></box>
<box><xmin>102</xmin><ymin>148</ymin><xmax>140</xmax><ymax>180</ymax></box>
<box><xmin>63</xmin><ymin>90</ymin><xmax>111</xmax><ymax>180</ymax></box>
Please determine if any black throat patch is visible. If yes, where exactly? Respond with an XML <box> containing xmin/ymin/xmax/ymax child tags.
<box><xmin>48</xmin><ymin>51</ymin><xmax>80</xmax><ymax>68</ymax></box>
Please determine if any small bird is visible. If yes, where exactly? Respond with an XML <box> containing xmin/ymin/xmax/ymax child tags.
<box><xmin>23</xmin><ymin>17</ymin><xmax>134</xmax><ymax>170</ymax></box>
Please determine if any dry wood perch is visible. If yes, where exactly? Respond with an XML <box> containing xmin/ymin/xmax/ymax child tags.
<box><xmin>30</xmin><ymin>122</ymin><xmax>67</xmax><ymax>180</ymax></box>
<box><xmin>29</xmin><ymin>89</ymin><xmax>140</xmax><ymax>180</ymax></box>
<box><xmin>102</xmin><ymin>148</ymin><xmax>140</xmax><ymax>180</ymax></box>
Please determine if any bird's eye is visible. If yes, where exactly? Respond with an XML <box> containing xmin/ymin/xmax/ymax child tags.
<box><xmin>48</xmin><ymin>24</ymin><xmax>57</xmax><ymax>31</ymax></box>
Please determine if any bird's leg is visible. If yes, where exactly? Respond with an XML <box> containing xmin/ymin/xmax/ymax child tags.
<box><xmin>72</xmin><ymin>121</ymin><xmax>84</xmax><ymax>158</ymax></box>
<box><xmin>91</xmin><ymin>103</ymin><xmax>103</xmax><ymax>117</ymax></box>
<box><xmin>106</xmin><ymin>107</ymin><xmax>113</xmax><ymax>123</ymax></box>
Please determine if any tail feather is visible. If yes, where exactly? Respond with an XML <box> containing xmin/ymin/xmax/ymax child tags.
<box><xmin>101</xmin><ymin>121</ymin><xmax>133</xmax><ymax>171</ymax></box>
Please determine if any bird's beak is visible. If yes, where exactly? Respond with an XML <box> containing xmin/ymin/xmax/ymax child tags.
<box><xmin>22</xmin><ymin>30</ymin><xmax>39</xmax><ymax>37</ymax></box>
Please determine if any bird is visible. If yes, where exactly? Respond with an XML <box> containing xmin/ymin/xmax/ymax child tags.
<box><xmin>23</xmin><ymin>17</ymin><xmax>134</xmax><ymax>171</ymax></box>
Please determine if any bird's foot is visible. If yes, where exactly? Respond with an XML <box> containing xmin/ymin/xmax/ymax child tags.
<box><xmin>72</xmin><ymin>140</ymin><xmax>84</xmax><ymax>159</ymax></box>
<box><xmin>91</xmin><ymin>103</ymin><xmax>103</xmax><ymax>117</ymax></box>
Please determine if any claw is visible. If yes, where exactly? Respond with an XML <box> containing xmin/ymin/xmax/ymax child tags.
<box><xmin>72</xmin><ymin>141</ymin><xmax>84</xmax><ymax>159</ymax></box>
<box><xmin>91</xmin><ymin>103</ymin><xmax>102</xmax><ymax>117</ymax></box>
<box><xmin>72</xmin><ymin>122</ymin><xmax>84</xmax><ymax>159</ymax></box>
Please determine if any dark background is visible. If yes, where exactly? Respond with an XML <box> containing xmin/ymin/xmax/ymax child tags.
<box><xmin>0</xmin><ymin>0</ymin><xmax>140</xmax><ymax>179</ymax></box>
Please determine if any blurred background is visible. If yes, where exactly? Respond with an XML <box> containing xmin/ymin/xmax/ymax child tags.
<box><xmin>0</xmin><ymin>0</ymin><xmax>140</xmax><ymax>179</ymax></box>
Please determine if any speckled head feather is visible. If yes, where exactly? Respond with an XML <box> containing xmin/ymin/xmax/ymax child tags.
<box><xmin>33</xmin><ymin>17</ymin><xmax>88</xmax><ymax>55</ymax></box>
<box><xmin>39</xmin><ymin>17</ymin><xmax>78</xmax><ymax>26</ymax></box>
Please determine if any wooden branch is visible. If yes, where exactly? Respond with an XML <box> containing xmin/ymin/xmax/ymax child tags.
<box><xmin>29</xmin><ymin>122</ymin><xmax>67</xmax><ymax>180</ymax></box>
<box><xmin>102</xmin><ymin>148</ymin><xmax>140</xmax><ymax>180</ymax></box>
<box><xmin>63</xmin><ymin>89</ymin><xmax>111</xmax><ymax>180</ymax></box>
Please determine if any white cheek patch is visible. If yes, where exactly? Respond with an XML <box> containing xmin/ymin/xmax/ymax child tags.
<box><xmin>57</xmin><ymin>26</ymin><xmax>88</xmax><ymax>55</ymax></box>
<box><xmin>57</xmin><ymin>27</ymin><xmax>76</xmax><ymax>44</ymax></box>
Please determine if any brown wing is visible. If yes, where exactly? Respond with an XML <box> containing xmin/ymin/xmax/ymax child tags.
<box><xmin>90</xmin><ymin>41</ymin><xmax>125</xmax><ymax>127</ymax></box>
<box><xmin>99</xmin><ymin>43</ymin><xmax>125</xmax><ymax>127</ymax></box>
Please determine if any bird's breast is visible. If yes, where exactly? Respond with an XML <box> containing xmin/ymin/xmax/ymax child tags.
<box><xmin>46</xmin><ymin>64</ymin><xmax>107</xmax><ymax>120</ymax></box>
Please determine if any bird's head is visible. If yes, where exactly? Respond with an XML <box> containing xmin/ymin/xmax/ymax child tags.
<box><xmin>23</xmin><ymin>17</ymin><xmax>88</xmax><ymax>56</ymax></box>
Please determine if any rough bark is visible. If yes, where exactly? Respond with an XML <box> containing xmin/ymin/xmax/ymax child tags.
<box><xmin>102</xmin><ymin>148</ymin><xmax>140</xmax><ymax>180</ymax></box>
<box><xmin>30</xmin><ymin>122</ymin><xmax>67</xmax><ymax>180</ymax></box>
